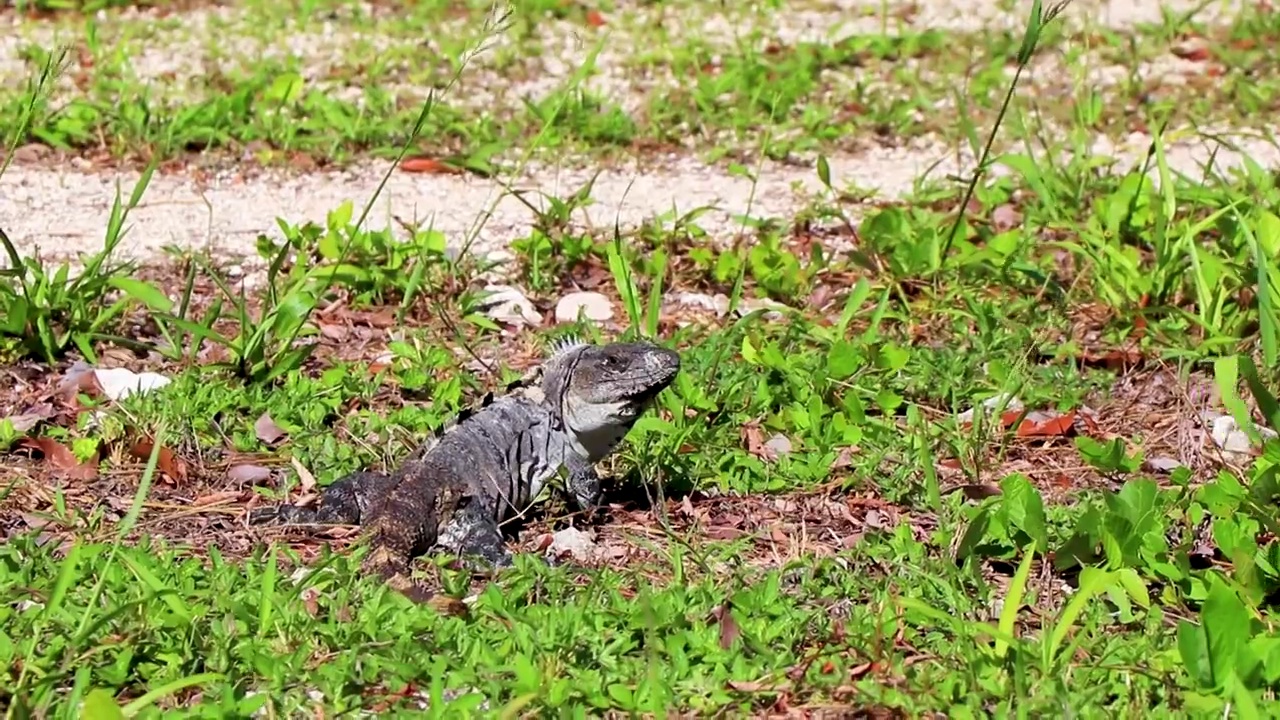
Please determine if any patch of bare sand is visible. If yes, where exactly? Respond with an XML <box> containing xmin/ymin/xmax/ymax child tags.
<box><xmin>2</xmin><ymin>126</ymin><xmax>1277</xmax><ymax>273</ymax></box>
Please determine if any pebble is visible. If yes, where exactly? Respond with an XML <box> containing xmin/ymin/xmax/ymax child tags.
<box><xmin>478</xmin><ymin>284</ymin><xmax>542</xmax><ymax>327</ymax></box>
<box><xmin>555</xmin><ymin>291</ymin><xmax>614</xmax><ymax>324</ymax></box>
<box><xmin>669</xmin><ymin>291</ymin><xmax>730</xmax><ymax>317</ymax></box>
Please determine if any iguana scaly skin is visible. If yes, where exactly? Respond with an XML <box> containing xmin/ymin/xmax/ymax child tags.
<box><xmin>249</xmin><ymin>338</ymin><xmax>680</xmax><ymax>606</ymax></box>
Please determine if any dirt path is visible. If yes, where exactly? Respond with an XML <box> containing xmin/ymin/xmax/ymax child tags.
<box><xmin>3</xmin><ymin>128</ymin><xmax>1274</xmax><ymax>267</ymax></box>
<box><xmin>0</xmin><ymin>0</ymin><xmax>1272</xmax><ymax>267</ymax></box>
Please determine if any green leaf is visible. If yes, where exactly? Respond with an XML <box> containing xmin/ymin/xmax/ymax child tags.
<box><xmin>1178</xmin><ymin>619</ymin><xmax>1211</xmax><ymax>689</ymax></box>
<box><xmin>107</xmin><ymin>277</ymin><xmax>172</xmax><ymax>312</ymax></box>
<box><xmin>816</xmin><ymin>154</ymin><xmax>831</xmax><ymax>189</ymax></box>
<box><xmin>1202</xmin><ymin>578</ymin><xmax>1252</xmax><ymax>691</ymax></box>
<box><xmin>1001</xmin><ymin>474</ymin><xmax>1048</xmax><ymax>552</ymax></box>
<box><xmin>825</xmin><ymin>341</ymin><xmax>860</xmax><ymax>379</ymax></box>
<box><xmin>81</xmin><ymin>688</ymin><xmax>125</xmax><ymax>720</ymax></box>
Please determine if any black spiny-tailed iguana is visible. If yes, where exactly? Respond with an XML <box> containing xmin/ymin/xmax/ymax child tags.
<box><xmin>249</xmin><ymin>337</ymin><xmax>680</xmax><ymax>605</ymax></box>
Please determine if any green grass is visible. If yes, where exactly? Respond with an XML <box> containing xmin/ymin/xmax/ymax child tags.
<box><xmin>6</xmin><ymin>0</ymin><xmax>1280</xmax><ymax>716</ymax></box>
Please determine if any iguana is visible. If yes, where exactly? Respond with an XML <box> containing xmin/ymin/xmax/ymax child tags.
<box><xmin>248</xmin><ymin>337</ymin><xmax>681</xmax><ymax>606</ymax></box>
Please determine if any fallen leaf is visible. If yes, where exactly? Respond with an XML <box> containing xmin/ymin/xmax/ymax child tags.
<box><xmin>1013</xmin><ymin>409</ymin><xmax>1077</xmax><ymax>438</ymax></box>
<box><xmin>290</xmin><ymin>456</ymin><xmax>317</xmax><ymax>493</ymax></box>
<box><xmin>128</xmin><ymin>437</ymin><xmax>189</xmax><ymax>484</ymax></box>
<box><xmin>956</xmin><ymin>483</ymin><xmax>1003</xmax><ymax>500</ymax></box>
<box><xmin>255</xmin><ymin>412</ymin><xmax>288</xmax><ymax>445</ymax></box>
<box><xmin>193</xmin><ymin>490</ymin><xmax>246</xmax><ymax>506</ymax></box>
<box><xmin>2</xmin><ymin>404</ymin><xmax>54</xmax><ymax>433</ymax></box>
<box><xmin>712</xmin><ymin>602</ymin><xmax>741</xmax><ymax>649</ymax></box>
<box><xmin>17</xmin><ymin>437</ymin><xmax>99</xmax><ymax>480</ymax></box>
<box><xmin>227</xmin><ymin>464</ymin><xmax>273</xmax><ymax>484</ymax></box>
<box><xmin>741</xmin><ymin>421</ymin><xmax>778</xmax><ymax>462</ymax></box>
<box><xmin>990</xmin><ymin>203</ymin><xmax>1023</xmax><ymax>231</ymax></box>
<box><xmin>399</xmin><ymin>156</ymin><xmax>460</xmax><ymax>174</ymax></box>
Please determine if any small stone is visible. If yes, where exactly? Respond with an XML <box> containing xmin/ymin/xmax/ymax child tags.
<box><xmin>669</xmin><ymin>291</ymin><xmax>730</xmax><ymax>317</ymax></box>
<box><xmin>1143</xmin><ymin>456</ymin><xmax>1184</xmax><ymax>473</ymax></box>
<box><xmin>545</xmin><ymin>527</ymin><xmax>597</xmax><ymax>563</ymax></box>
<box><xmin>478</xmin><ymin>284</ymin><xmax>542</xmax><ymax>327</ymax></box>
<box><xmin>93</xmin><ymin>367</ymin><xmax>171</xmax><ymax>401</ymax></box>
<box><xmin>555</xmin><ymin>291</ymin><xmax>613</xmax><ymax>324</ymax></box>
<box><xmin>11</xmin><ymin>143</ymin><xmax>52</xmax><ymax>164</ymax></box>
<box><xmin>1209</xmin><ymin>414</ymin><xmax>1276</xmax><ymax>455</ymax></box>
<box><xmin>957</xmin><ymin>393</ymin><xmax>1023</xmax><ymax>424</ymax></box>
<box><xmin>735</xmin><ymin>297</ymin><xmax>789</xmax><ymax>321</ymax></box>
<box><xmin>764</xmin><ymin>433</ymin><xmax>793</xmax><ymax>456</ymax></box>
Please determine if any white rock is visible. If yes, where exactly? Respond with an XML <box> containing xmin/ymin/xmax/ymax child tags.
<box><xmin>669</xmin><ymin>291</ymin><xmax>730</xmax><ymax>317</ymax></box>
<box><xmin>957</xmin><ymin>393</ymin><xmax>1023</xmax><ymax>424</ymax></box>
<box><xmin>735</xmin><ymin>297</ymin><xmax>789</xmax><ymax>320</ymax></box>
<box><xmin>1144</xmin><ymin>456</ymin><xmax>1185</xmax><ymax>473</ymax></box>
<box><xmin>478</xmin><ymin>284</ymin><xmax>542</xmax><ymax>327</ymax></box>
<box><xmin>94</xmin><ymin>367</ymin><xmax>171</xmax><ymax>401</ymax></box>
<box><xmin>764</xmin><ymin>433</ymin><xmax>793</xmax><ymax>456</ymax></box>
<box><xmin>1209</xmin><ymin>414</ymin><xmax>1277</xmax><ymax>455</ymax></box>
<box><xmin>545</xmin><ymin>527</ymin><xmax>597</xmax><ymax>563</ymax></box>
<box><xmin>555</xmin><ymin>291</ymin><xmax>614</xmax><ymax>324</ymax></box>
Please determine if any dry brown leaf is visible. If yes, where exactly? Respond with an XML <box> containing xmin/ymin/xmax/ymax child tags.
<box><xmin>1012</xmin><ymin>409</ymin><xmax>1077</xmax><ymax>438</ymax></box>
<box><xmin>193</xmin><ymin>490</ymin><xmax>246</xmax><ymax>507</ymax></box>
<box><xmin>990</xmin><ymin>203</ymin><xmax>1023</xmax><ymax>231</ymax></box>
<box><xmin>399</xmin><ymin>156</ymin><xmax>460</xmax><ymax>174</ymax></box>
<box><xmin>712</xmin><ymin>602</ymin><xmax>741</xmax><ymax>649</ymax></box>
<box><xmin>17</xmin><ymin>437</ymin><xmax>99</xmax><ymax>480</ymax></box>
<box><xmin>128</xmin><ymin>437</ymin><xmax>189</xmax><ymax>484</ymax></box>
<box><xmin>290</xmin><ymin>456</ymin><xmax>317</xmax><ymax>493</ymax></box>
<box><xmin>255</xmin><ymin>413</ymin><xmax>288</xmax><ymax>445</ymax></box>
<box><xmin>740</xmin><ymin>421</ymin><xmax>778</xmax><ymax>462</ymax></box>
<box><xmin>3</xmin><ymin>405</ymin><xmax>54</xmax><ymax>433</ymax></box>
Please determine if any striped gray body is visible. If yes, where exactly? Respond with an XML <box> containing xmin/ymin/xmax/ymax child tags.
<box><xmin>433</xmin><ymin>390</ymin><xmax>574</xmax><ymax>532</ymax></box>
<box><xmin>250</xmin><ymin>339</ymin><xmax>681</xmax><ymax>573</ymax></box>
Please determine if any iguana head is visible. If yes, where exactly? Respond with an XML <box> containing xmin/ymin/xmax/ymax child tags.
<box><xmin>541</xmin><ymin>338</ymin><xmax>681</xmax><ymax>461</ymax></box>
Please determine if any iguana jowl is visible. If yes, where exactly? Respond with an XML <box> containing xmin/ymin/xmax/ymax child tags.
<box><xmin>250</xmin><ymin>338</ymin><xmax>680</xmax><ymax>603</ymax></box>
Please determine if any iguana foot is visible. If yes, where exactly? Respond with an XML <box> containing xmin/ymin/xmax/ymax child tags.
<box><xmin>437</xmin><ymin>501</ymin><xmax>514</xmax><ymax>571</ymax></box>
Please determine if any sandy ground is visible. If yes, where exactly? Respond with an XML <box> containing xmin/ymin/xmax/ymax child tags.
<box><xmin>0</xmin><ymin>0</ymin><xmax>1274</xmax><ymax>268</ymax></box>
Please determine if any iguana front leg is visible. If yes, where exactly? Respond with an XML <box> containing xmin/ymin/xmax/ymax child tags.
<box><xmin>436</xmin><ymin>499</ymin><xmax>514</xmax><ymax>570</ymax></box>
<box><xmin>564</xmin><ymin>455</ymin><xmax>603</xmax><ymax>516</ymax></box>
